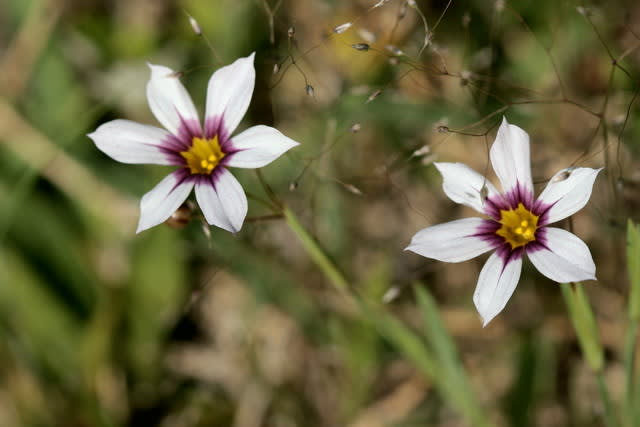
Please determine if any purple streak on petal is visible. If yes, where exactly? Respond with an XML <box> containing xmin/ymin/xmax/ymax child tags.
<box><xmin>503</xmin><ymin>181</ymin><xmax>535</xmax><ymax>209</ymax></box>
<box><xmin>483</xmin><ymin>195</ymin><xmax>508</xmax><ymax>220</ymax></box>
<box><xmin>168</xmin><ymin>167</ymin><xmax>195</xmax><ymax>189</ymax></box>
<box><xmin>159</xmin><ymin>151</ymin><xmax>185</xmax><ymax>166</ymax></box>
<box><xmin>532</xmin><ymin>199</ymin><xmax>556</xmax><ymax>226</ymax></box>
<box><xmin>209</xmin><ymin>164</ymin><xmax>226</xmax><ymax>184</ymax></box>
<box><xmin>473</xmin><ymin>219</ymin><xmax>501</xmax><ymax>237</ymax></box>
<box><xmin>524</xmin><ymin>227</ymin><xmax>549</xmax><ymax>254</ymax></box>
<box><xmin>472</xmin><ymin>219</ymin><xmax>503</xmax><ymax>247</ymax></box>
<box><xmin>177</xmin><ymin>116</ymin><xmax>202</xmax><ymax>141</ymax></box>
<box><xmin>158</xmin><ymin>134</ymin><xmax>186</xmax><ymax>152</ymax></box>
<box><xmin>495</xmin><ymin>245</ymin><xmax>524</xmax><ymax>270</ymax></box>
<box><xmin>158</xmin><ymin>117</ymin><xmax>202</xmax><ymax>152</ymax></box>
<box><xmin>204</xmin><ymin>115</ymin><xmax>231</xmax><ymax>148</ymax></box>
<box><xmin>204</xmin><ymin>115</ymin><xmax>220</xmax><ymax>139</ymax></box>
<box><xmin>194</xmin><ymin>173</ymin><xmax>210</xmax><ymax>189</ymax></box>
<box><xmin>484</xmin><ymin>181</ymin><xmax>536</xmax><ymax>219</ymax></box>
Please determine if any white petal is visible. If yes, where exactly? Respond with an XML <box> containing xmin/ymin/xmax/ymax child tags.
<box><xmin>473</xmin><ymin>251</ymin><xmax>522</xmax><ymax>326</ymax></box>
<box><xmin>537</xmin><ymin>167</ymin><xmax>601</xmax><ymax>224</ymax></box>
<box><xmin>226</xmin><ymin>125</ymin><xmax>299</xmax><ymax>168</ymax></box>
<box><xmin>205</xmin><ymin>52</ymin><xmax>256</xmax><ymax>136</ymax></box>
<box><xmin>146</xmin><ymin>63</ymin><xmax>200</xmax><ymax>135</ymax></box>
<box><xmin>88</xmin><ymin>119</ymin><xmax>174</xmax><ymax>165</ymax></box>
<box><xmin>195</xmin><ymin>169</ymin><xmax>247</xmax><ymax>233</ymax></box>
<box><xmin>137</xmin><ymin>171</ymin><xmax>194</xmax><ymax>233</ymax></box>
<box><xmin>194</xmin><ymin>178</ymin><xmax>233</xmax><ymax>232</ymax></box>
<box><xmin>527</xmin><ymin>227</ymin><xmax>596</xmax><ymax>283</ymax></box>
<box><xmin>406</xmin><ymin>218</ymin><xmax>495</xmax><ymax>262</ymax></box>
<box><xmin>434</xmin><ymin>162</ymin><xmax>498</xmax><ymax>214</ymax></box>
<box><xmin>490</xmin><ymin>117</ymin><xmax>533</xmax><ymax>193</ymax></box>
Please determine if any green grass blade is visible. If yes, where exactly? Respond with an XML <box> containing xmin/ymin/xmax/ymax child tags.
<box><xmin>283</xmin><ymin>206</ymin><xmax>349</xmax><ymax>293</ymax></box>
<box><xmin>628</xmin><ymin>220</ymin><xmax>640</xmax><ymax>320</ymax></box>
<box><xmin>560</xmin><ymin>283</ymin><xmax>603</xmax><ymax>372</ymax></box>
<box><xmin>413</xmin><ymin>284</ymin><xmax>491</xmax><ymax>427</ymax></box>
<box><xmin>626</xmin><ymin>220</ymin><xmax>640</xmax><ymax>426</ymax></box>
<box><xmin>561</xmin><ymin>283</ymin><xmax>617</xmax><ymax>427</ymax></box>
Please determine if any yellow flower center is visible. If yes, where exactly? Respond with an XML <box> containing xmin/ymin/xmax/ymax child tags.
<box><xmin>495</xmin><ymin>203</ymin><xmax>539</xmax><ymax>249</ymax></box>
<box><xmin>180</xmin><ymin>136</ymin><xmax>225</xmax><ymax>175</ymax></box>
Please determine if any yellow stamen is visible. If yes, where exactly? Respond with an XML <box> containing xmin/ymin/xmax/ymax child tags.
<box><xmin>180</xmin><ymin>136</ymin><xmax>225</xmax><ymax>175</ymax></box>
<box><xmin>495</xmin><ymin>203</ymin><xmax>539</xmax><ymax>249</ymax></box>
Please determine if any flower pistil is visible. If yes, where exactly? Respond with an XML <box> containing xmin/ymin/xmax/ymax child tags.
<box><xmin>495</xmin><ymin>202</ymin><xmax>539</xmax><ymax>249</ymax></box>
<box><xmin>180</xmin><ymin>136</ymin><xmax>225</xmax><ymax>174</ymax></box>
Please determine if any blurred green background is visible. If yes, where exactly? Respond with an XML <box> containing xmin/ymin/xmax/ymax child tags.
<box><xmin>1</xmin><ymin>0</ymin><xmax>640</xmax><ymax>426</ymax></box>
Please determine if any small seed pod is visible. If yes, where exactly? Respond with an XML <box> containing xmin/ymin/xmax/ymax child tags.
<box><xmin>412</xmin><ymin>145</ymin><xmax>431</xmax><ymax>157</ymax></box>
<box><xmin>343</xmin><ymin>183</ymin><xmax>363</xmax><ymax>196</ymax></box>
<box><xmin>372</xmin><ymin>0</ymin><xmax>391</xmax><ymax>9</ymax></box>
<box><xmin>399</xmin><ymin>2</ymin><xmax>408</xmax><ymax>19</ymax></box>
<box><xmin>165</xmin><ymin>203</ymin><xmax>193</xmax><ymax>229</ymax></box>
<box><xmin>480</xmin><ymin>183</ymin><xmax>490</xmax><ymax>200</ymax></box>
<box><xmin>385</xmin><ymin>45</ymin><xmax>404</xmax><ymax>56</ymax></box>
<box><xmin>366</xmin><ymin>89</ymin><xmax>382</xmax><ymax>103</ymax></box>
<box><xmin>351</xmin><ymin>43</ymin><xmax>370</xmax><ymax>51</ymax></box>
<box><xmin>357</xmin><ymin>28</ymin><xmax>377</xmax><ymax>43</ymax></box>
<box><xmin>201</xmin><ymin>221</ymin><xmax>211</xmax><ymax>240</ymax></box>
<box><xmin>350</xmin><ymin>123</ymin><xmax>362</xmax><ymax>133</ymax></box>
<box><xmin>288</xmin><ymin>26</ymin><xmax>295</xmax><ymax>38</ymax></box>
<box><xmin>551</xmin><ymin>168</ymin><xmax>575</xmax><ymax>183</ymax></box>
<box><xmin>305</xmin><ymin>84</ymin><xmax>315</xmax><ymax>97</ymax></box>
<box><xmin>382</xmin><ymin>286</ymin><xmax>400</xmax><ymax>303</ymax></box>
<box><xmin>333</xmin><ymin>22</ymin><xmax>353</xmax><ymax>34</ymax></box>
<box><xmin>188</xmin><ymin>15</ymin><xmax>202</xmax><ymax>36</ymax></box>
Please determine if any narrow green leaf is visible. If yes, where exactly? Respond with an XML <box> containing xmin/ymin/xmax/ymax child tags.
<box><xmin>283</xmin><ymin>206</ymin><xmax>349</xmax><ymax>292</ymax></box>
<box><xmin>560</xmin><ymin>283</ymin><xmax>603</xmax><ymax>372</ymax></box>
<box><xmin>414</xmin><ymin>284</ymin><xmax>491</xmax><ymax>427</ymax></box>
<box><xmin>366</xmin><ymin>304</ymin><xmax>438</xmax><ymax>379</ymax></box>
<box><xmin>627</xmin><ymin>220</ymin><xmax>640</xmax><ymax>320</ymax></box>
<box><xmin>414</xmin><ymin>285</ymin><xmax>458</xmax><ymax>372</ymax></box>
<box><xmin>561</xmin><ymin>283</ymin><xmax>617</xmax><ymax>427</ymax></box>
<box><xmin>624</xmin><ymin>318</ymin><xmax>638</xmax><ymax>427</ymax></box>
<box><xmin>127</xmin><ymin>228</ymin><xmax>185</xmax><ymax>379</ymax></box>
<box><xmin>0</xmin><ymin>249</ymin><xmax>82</xmax><ymax>383</ymax></box>
<box><xmin>626</xmin><ymin>221</ymin><xmax>640</xmax><ymax>426</ymax></box>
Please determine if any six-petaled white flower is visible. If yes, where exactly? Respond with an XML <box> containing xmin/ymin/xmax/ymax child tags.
<box><xmin>406</xmin><ymin>117</ymin><xmax>601</xmax><ymax>326</ymax></box>
<box><xmin>88</xmin><ymin>52</ymin><xmax>299</xmax><ymax>233</ymax></box>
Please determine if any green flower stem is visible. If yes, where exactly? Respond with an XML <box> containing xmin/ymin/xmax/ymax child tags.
<box><xmin>561</xmin><ymin>283</ymin><xmax>618</xmax><ymax>427</ymax></box>
<box><xmin>283</xmin><ymin>206</ymin><xmax>493</xmax><ymax>427</ymax></box>
<box><xmin>283</xmin><ymin>206</ymin><xmax>349</xmax><ymax>293</ymax></box>
<box><xmin>597</xmin><ymin>372</ymin><xmax>618</xmax><ymax>427</ymax></box>
<box><xmin>627</xmin><ymin>221</ymin><xmax>640</xmax><ymax>320</ymax></box>
<box><xmin>626</xmin><ymin>220</ymin><xmax>640</xmax><ymax>426</ymax></box>
<box><xmin>624</xmin><ymin>318</ymin><xmax>638</xmax><ymax>427</ymax></box>
<box><xmin>561</xmin><ymin>283</ymin><xmax>603</xmax><ymax>371</ymax></box>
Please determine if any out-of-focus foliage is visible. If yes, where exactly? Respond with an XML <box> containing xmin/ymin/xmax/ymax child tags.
<box><xmin>1</xmin><ymin>0</ymin><xmax>640</xmax><ymax>426</ymax></box>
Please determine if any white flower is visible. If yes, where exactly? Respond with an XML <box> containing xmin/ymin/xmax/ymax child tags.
<box><xmin>88</xmin><ymin>53</ymin><xmax>299</xmax><ymax>233</ymax></box>
<box><xmin>406</xmin><ymin>117</ymin><xmax>601</xmax><ymax>326</ymax></box>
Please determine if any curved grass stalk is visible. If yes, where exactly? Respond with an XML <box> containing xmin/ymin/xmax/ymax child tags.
<box><xmin>561</xmin><ymin>283</ymin><xmax>618</xmax><ymax>427</ymax></box>
<box><xmin>283</xmin><ymin>205</ymin><xmax>493</xmax><ymax>426</ymax></box>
